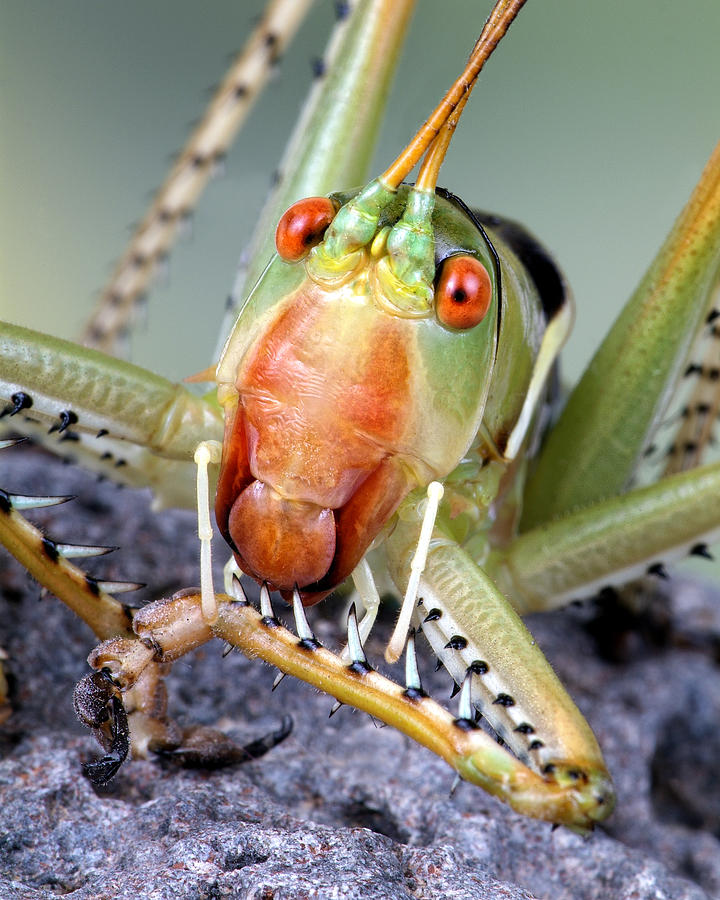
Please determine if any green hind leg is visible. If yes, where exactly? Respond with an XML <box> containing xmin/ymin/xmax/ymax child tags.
<box><xmin>489</xmin><ymin>461</ymin><xmax>720</xmax><ymax>614</ymax></box>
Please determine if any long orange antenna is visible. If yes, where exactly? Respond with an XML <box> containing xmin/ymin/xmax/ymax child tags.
<box><xmin>381</xmin><ymin>0</ymin><xmax>527</xmax><ymax>191</ymax></box>
<box><xmin>415</xmin><ymin>91</ymin><xmax>469</xmax><ymax>192</ymax></box>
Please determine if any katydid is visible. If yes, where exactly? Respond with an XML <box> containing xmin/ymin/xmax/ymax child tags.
<box><xmin>1</xmin><ymin>0</ymin><xmax>719</xmax><ymax>833</ymax></box>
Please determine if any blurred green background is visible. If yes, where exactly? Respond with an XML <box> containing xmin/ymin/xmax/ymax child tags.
<box><xmin>2</xmin><ymin>0</ymin><xmax>718</xmax><ymax>386</ymax></box>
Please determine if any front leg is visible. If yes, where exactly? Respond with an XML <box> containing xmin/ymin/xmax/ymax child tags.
<box><xmin>78</xmin><ymin>580</ymin><xmax>613</xmax><ymax>831</ymax></box>
<box><xmin>75</xmin><ymin>587</ymin><xmax>292</xmax><ymax>783</ymax></box>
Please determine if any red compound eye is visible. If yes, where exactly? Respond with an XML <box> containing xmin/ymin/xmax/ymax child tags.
<box><xmin>275</xmin><ymin>196</ymin><xmax>337</xmax><ymax>262</ymax></box>
<box><xmin>436</xmin><ymin>255</ymin><xmax>492</xmax><ymax>330</ymax></box>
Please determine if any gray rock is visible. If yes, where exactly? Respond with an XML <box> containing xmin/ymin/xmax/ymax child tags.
<box><xmin>1</xmin><ymin>446</ymin><xmax>718</xmax><ymax>899</ymax></box>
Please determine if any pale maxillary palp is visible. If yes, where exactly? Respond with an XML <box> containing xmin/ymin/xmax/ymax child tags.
<box><xmin>194</xmin><ymin>440</ymin><xmax>223</xmax><ymax>624</ymax></box>
<box><xmin>386</xmin><ymin>481</ymin><xmax>444</xmax><ymax>664</ymax></box>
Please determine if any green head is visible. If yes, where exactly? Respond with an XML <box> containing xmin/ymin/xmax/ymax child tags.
<box><xmin>214</xmin><ymin>186</ymin><xmax>502</xmax><ymax>601</ymax></box>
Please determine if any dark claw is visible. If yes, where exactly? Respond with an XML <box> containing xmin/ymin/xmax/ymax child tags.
<box><xmin>157</xmin><ymin>715</ymin><xmax>293</xmax><ymax>770</ymax></box>
<box><xmin>81</xmin><ymin>704</ymin><xmax>129</xmax><ymax>785</ymax></box>
<box><xmin>240</xmin><ymin>714</ymin><xmax>293</xmax><ymax>760</ymax></box>
<box><xmin>74</xmin><ymin>671</ymin><xmax>130</xmax><ymax>785</ymax></box>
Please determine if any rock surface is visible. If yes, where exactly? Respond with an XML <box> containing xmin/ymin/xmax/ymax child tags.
<box><xmin>1</xmin><ymin>446</ymin><xmax>719</xmax><ymax>899</ymax></box>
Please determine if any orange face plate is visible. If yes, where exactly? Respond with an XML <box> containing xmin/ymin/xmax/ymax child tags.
<box><xmin>215</xmin><ymin>277</ymin><xmax>418</xmax><ymax>604</ymax></box>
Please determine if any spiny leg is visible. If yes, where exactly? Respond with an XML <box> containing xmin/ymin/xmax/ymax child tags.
<box><xmin>78</xmin><ymin>586</ymin><xmax>611</xmax><ymax>830</ymax></box>
<box><xmin>515</xmin><ymin>139</ymin><xmax>720</xmax><ymax>652</ymax></box>
<box><xmin>490</xmin><ymin>459</ymin><xmax>720</xmax><ymax>614</ymax></box>
<box><xmin>0</xmin><ymin>438</ymin><xmax>271</xmax><ymax>769</ymax></box>
<box><xmin>0</xmin><ymin>442</ymin><xmax>135</xmax><ymax>641</ymax></box>
<box><xmin>0</xmin><ymin>321</ymin><xmax>223</xmax><ymax>506</ymax></box>
<box><xmin>660</xmin><ymin>290</ymin><xmax>720</xmax><ymax>476</ymax></box>
<box><xmin>0</xmin><ymin>439</ymin><xmax>141</xmax><ymax>731</ymax></box>
<box><xmin>383</xmin><ymin>506</ymin><xmax>614</xmax><ymax>827</ymax></box>
<box><xmin>523</xmin><ymin>139</ymin><xmax>720</xmax><ymax>527</ymax></box>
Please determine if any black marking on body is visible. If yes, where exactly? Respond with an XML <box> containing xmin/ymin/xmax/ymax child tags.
<box><xmin>647</xmin><ymin>562</ymin><xmax>669</xmax><ymax>580</ymax></box>
<box><xmin>403</xmin><ymin>686</ymin><xmax>428</xmax><ymax>702</ymax></box>
<box><xmin>48</xmin><ymin>410</ymin><xmax>78</xmax><ymax>434</ymax></box>
<box><xmin>1</xmin><ymin>392</ymin><xmax>33</xmax><ymax>418</ymax></box>
<box><xmin>347</xmin><ymin>660</ymin><xmax>372</xmax><ymax>676</ymax></box>
<box><xmin>529</xmin><ymin>739</ymin><xmax>545</xmax><ymax>751</ymax></box>
<box><xmin>468</xmin><ymin>660</ymin><xmax>489</xmax><ymax>675</ymax></box>
<box><xmin>444</xmin><ymin>635</ymin><xmax>468</xmax><ymax>651</ymax></box>
<box><xmin>335</xmin><ymin>0</ymin><xmax>350</xmax><ymax>19</ymax></box>
<box><xmin>566</xmin><ymin>768</ymin><xmax>588</xmax><ymax>783</ymax></box>
<box><xmin>0</xmin><ymin>489</ymin><xmax>11</xmax><ymax>514</ymax></box>
<box><xmin>311</xmin><ymin>57</ymin><xmax>326</xmax><ymax>78</ymax></box>
<box><xmin>471</xmin><ymin>209</ymin><xmax>567</xmax><ymax>322</ymax></box>
<box><xmin>297</xmin><ymin>637</ymin><xmax>321</xmax><ymax>651</ymax></box>
<box><xmin>707</xmin><ymin>309</ymin><xmax>720</xmax><ymax>325</ymax></box>
<box><xmin>264</xmin><ymin>32</ymin><xmax>280</xmax><ymax>65</ymax></box>
<box><xmin>493</xmin><ymin>693</ymin><xmax>515</xmax><ymax>707</ymax></box>
<box><xmin>691</xmin><ymin>543</ymin><xmax>714</xmax><ymax>560</ymax></box>
<box><xmin>423</xmin><ymin>608</ymin><xmax>442</xmax><ymax>623</ymax></box>
<box><xmin>96</xmin><ymin>429</ymin><xmax>109</xmax><ymax>438</ymax></box>
<box><xmin>260</xmin><ymin>615</ymin><xmax>280</xmax><ymax>628</ymax></box>
<box><xmin>85</xmin><ymin>575</ymin><xmax>100</xmax><ymax>596</ymax></box>
<box><xmin>41</xmin><ymin>537</ymin><xmax>59</xmax><ymax>563</ymax></box>
<box><xmin>514</xmin><ymin>722</ymin><xmax>535</xmax><ymax>735</ymax></box>
<box><xmin>453</xmin><ymin>717</ymin><xmax>479</xmax><ymax>732</ymax></box>
<box><xmin>542</xmin><ymin>763</ymin><xmax>556</xmax><ymax>775</ymax></box>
